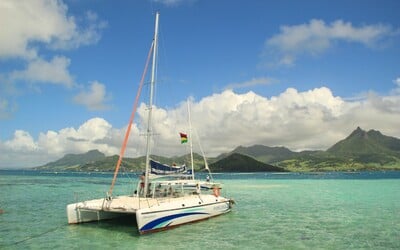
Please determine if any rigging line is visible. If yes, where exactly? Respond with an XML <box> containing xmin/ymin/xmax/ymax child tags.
<box><xmin>7</xmin><ymin>225</ymin><xmax>62</xmax><ymax>246</ymax></box>
<box><xmin>120</xmin><ymin>160</ymin><xmax>135</xmax><ymax>182</ymax></box>
<box><xmin>108</xmin><ymin>41</ymin><xmax>155</xmax><ymax>197</ymax></box>
<box><xmin>193</xmin><ymin>126</ymin><xmax>214</xmax><ymax>181</ymax></box>
<box><xmin>118</xmin><ymin>163</ymin><xmax>136</xmax><ymax>194</ymax></box>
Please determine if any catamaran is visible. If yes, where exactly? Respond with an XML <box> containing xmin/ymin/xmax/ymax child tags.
<box><xmin>66</xmin><ymin>12</ymin><xmax>234</xmax><ymax>234</ymax></box>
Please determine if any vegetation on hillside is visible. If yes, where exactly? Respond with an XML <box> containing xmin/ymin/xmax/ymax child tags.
<box><xmin>34</xmin><ymin>127</ymin><xmax>400</xmax><ymax>172</ymax></box>
<box><xmin>210</xmin><ymin>153</ymin><xmax>286</xmax><ymax>172</ymax></box>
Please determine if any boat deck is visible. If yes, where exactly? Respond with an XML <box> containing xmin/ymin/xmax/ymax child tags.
<box><xmin>72</xmin><ymin>195</ymin><xmax>160</xmax><ymax>213</ymax></box>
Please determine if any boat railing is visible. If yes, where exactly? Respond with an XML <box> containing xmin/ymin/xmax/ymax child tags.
<box><xmin>148</xmin><ymin>180</ymin><xmax>221</xmax><ymax>198</ymax></box>
<box><xmin>133</xmin><ymin>177</ymin><xmax>223</xmax><ymax>208</ymax></box>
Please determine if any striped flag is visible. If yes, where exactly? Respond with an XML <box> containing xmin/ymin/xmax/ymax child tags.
<box><xmin>179</xmin><ymin>133</ymin><xmax>188</xmax><ymax>144</ymax></box>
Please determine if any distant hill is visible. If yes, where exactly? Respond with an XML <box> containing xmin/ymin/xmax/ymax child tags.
<box><xmin>34</xmin><ymin>127</ymin><xmax>400</xmax><ymax>172</ymax></box>
<box><xmin>326</xmin><ymin>127</ymin><xmax>400</xmax><ymax>166</ymax></box>
<box><xmin>34</xmin><ymin>150</ymin><xmax>106</xmax><ymax>171</ymax></box>
<box><xmin>35</xmin><ymin>151</ymin><xmax>213</xmax><ymax>172</ymax></box>
<box><xmin>328</xmin><ymin>127</ymin><xmax>400</xmax><ymax>156</ymax></box>
<box><xmin>210</xmin><ymin>153</ymin><xmax>286</xmax><ymax>172</ymax></box>
<box><xmin>224</xmin><ymin>144</ymin><xmax>298</xmax><ymax>163</ymax></box>
<box><xmin>278</xmin><ymin>127</ymin><xmax>400</xmax><ymax>171</ymax></box>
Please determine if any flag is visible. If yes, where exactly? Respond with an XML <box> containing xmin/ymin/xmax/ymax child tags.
<box><xmin>179</xmin><ymin>133</ymin><xmax>188</xmax><ymax>144</ymax></box>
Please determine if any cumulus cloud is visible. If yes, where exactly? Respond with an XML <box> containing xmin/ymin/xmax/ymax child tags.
<box><xmin>37</xmin><ymin>117</ymin><xmax>115</xmax><ymax>155</ymax></box>
<box><xmin>10</xmin><ymin>56</ymin><xmax>74</xmax><ymax>87</ymax></box>
<box><xmin>0</xmin><ymin>117</ymin><xmax>127</xmax><ymax>168</ymax></box>
<box><xmin>263</xmin><ymin>19</ymin><xmax>396</xmax><ymax>66</ymax></box>
<box><xmin>0</xmin><ymin>0</ymin><xmax>67</xmax><ymax>59</ymax></box>
<box><xmin>0</xmin><ymin>0</ymin><xmax>107</xmax><ymax>118</ymax></box>
<box><xmin>146</xmin><ymin>87</ymin><xmax>400</xmax><ymax>154</ymax></box>
<box><xmin>49</xmin><ymin>10</ymin><xmax>107</xmax><ymax>50</ymax></box>
<box><xmin>394</xmin><ymin>77</ymin><xmax>400</xmax><ymax>88</ymax></box>
<box><xmin>0</xmin><ymin>0</ymin><xmax>106</xmax><ymax>59</ymax></box>
<box><xmin>4</xmin><ymin>130</ymin><xmax>38</xmax><ymax>152</ymax></box>
<box><xmin>2</xmin><ymin>86</ymin><xmax>400</xmax><ymax>168</ymax></box>
<box><xmin>73</xmin><ymin>81</ymin><xmax>111</xmax><ymax>111</ymax></box>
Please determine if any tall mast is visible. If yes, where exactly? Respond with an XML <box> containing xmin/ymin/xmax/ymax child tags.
<box><xmin>144</xmin><ymin>11</ymin><xmax>159</xmax><ymax>196</ymax></box>
<box><xmin>187</xmin><ymin>100</ymin><xmax>195</xmax><ymax>180</ymax></box>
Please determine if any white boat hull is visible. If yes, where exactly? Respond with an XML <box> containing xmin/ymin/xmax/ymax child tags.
<box><xmin>67</xmin><ymin>204</ymin><xmax>124</xmax><ymax>224</ymax></box>
<box><xmin>136</xmin><ymin>194</ymin><xmax>232</xmax><ymax>234</ymax></box>
<box><xmin>66</xmin><ymin>196</ymin><xmax>154</xmax><ymax>224</ymax></box>
<box><xmin>67</xmin><ymin>194</ymin><xmax>232</xmax><ymax>234</ymax></box>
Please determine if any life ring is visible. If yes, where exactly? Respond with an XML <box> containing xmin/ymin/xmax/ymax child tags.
<box><xmin>213</xmin><ymin>187</ymin><xmax>220</xmax><ymax>197</ymax></box>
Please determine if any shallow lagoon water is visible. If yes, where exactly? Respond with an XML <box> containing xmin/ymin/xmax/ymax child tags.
<box><xmin>0</xmin><ymin>170</ymin><xmax>399</xmax><ymax>249</ymax></box>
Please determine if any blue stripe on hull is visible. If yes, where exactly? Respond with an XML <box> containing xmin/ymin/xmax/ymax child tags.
<box><xmin>140</xmin><ymin>212</ymin><xmax>208</xmax><ymax>231</ymax></box>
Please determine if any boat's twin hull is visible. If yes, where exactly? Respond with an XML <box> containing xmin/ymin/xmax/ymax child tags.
<box><xmin>67</xmin><ymin>196</ymin><xmax>141</xmax><ymax>224</ymax></box>
<box><xmin>67</xmin><ymin>204</ymin><xmax>129</xmax><ymax>224</ymax></box>
<box><xmin>66</xmin><ymin>195</ymin><xmax>232</xmax><ymax>234</ymax></box>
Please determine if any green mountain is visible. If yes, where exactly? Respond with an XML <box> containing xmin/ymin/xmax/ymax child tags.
<box><xmin>278</xmin><ymin>127</ymin><xmax>400</xmax><ymax>171</ymax></box>
<box><xmin>326</xmin><ymin>127</ymin><xmax>400</xmax><ymax>165</ymax></box>
<box><xmin>34</xmin><ymin>149</ymin><xmax>106</xmax><ymax>171</ymax></box>
<box><xmin>222</xmin><ymin>127</ymin><xmax>400</xmax><ymax>171</ymax></box>
<box><xmin>223</xmin><ymin>144</ymin><xmax>298</xmax><ymax>163</ymax></box>
<box><xmin>210</xmin><ymin>153</ymin><xmax>285</xmax><ymax>172</ymax></box>
<box><xmin>34</xmin><ymin>127</ymin><xmax>400</xmax><ymax>172</ymax></box>
<box><xmin>328</xmin><ymin>127</ymin><xmax>400</xmax><ymax>156</ymax></box>
<box><xmin>36</xmin><ymin>152</ymin><xmax>213</xmax><ymax>172</ymax></box>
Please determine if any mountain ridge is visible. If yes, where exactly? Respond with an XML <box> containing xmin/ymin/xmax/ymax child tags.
<box><xmin>34</xmin><ymin>149</ymin><xmax>106</xmax><ymax>171</ymax></box>
<box><xmin>327</xmin><ymin>126</ymin><xmax>400</xmax><ymax>158</ymax></box>
<box><xmin>34</xmin><ymin>127</ymin><xmax>400</xmax><ymax>172</ymax></box>
<box><xmin>219</xmin><ymin>144</ymin><xmax>298</xmax><ymax>163</ymax></box>
<box><xmin>210</xmin><ymin>153</ymin><xmax>286</xmax><ymax>172</ymax></box>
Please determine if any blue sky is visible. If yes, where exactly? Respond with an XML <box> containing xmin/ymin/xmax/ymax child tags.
<box><xmin>1</xmin><ymin>0</ymin><xmax>400</xmax><ymax>168</ymax></box>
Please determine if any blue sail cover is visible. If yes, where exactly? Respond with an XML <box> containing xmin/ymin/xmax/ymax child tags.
<box><xmin>150</xmin><ymin>160</ymin><xmax>192</xmax><ymax>175</ymax></box>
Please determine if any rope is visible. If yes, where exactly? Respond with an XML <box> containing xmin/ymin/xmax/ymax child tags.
<box><xmin>108</xmin><ymin>41</ymin><xmax>154</xmax><ymax>197</ymax></box>
<box><xmin>4</xmin><ymin>225</ymin><xmax>62</xmax><ymax>246</ymax></box>
<box><xmin>193</xmin><ymin>127</ymin><xmax>214</xmax><ymax>181</ymax></box>
<box><xmin>119</xmin><ymin>161</ymin><xmax>138</xmax><ymax>194</ymax></box>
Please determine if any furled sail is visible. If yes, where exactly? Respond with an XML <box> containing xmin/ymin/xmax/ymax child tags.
<box><xmin>150</xmin><ymin>159</ymin><xmax>192</xmax><ymax>175</ymax></box>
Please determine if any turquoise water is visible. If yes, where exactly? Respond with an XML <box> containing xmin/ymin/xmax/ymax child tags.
<box><xmin>0</xmin><ymin>171</ymin><xmax>399</xmax><ymax>249</ymax></box>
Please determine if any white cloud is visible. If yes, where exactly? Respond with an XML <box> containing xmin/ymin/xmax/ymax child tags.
<box><xmin>49</xmin><ymin>10</ymin><xmax>107</xmax><ymax>50</ymax></box>
<box><xmin>264</xmin><ymin>19</ymin><xmax>395</xmax><ymax>66</ymax></box>
<box><xmin>394</xmin><ymin>77</ymin><xmax>400</xmax><ymax>87</ymax></box>
<box><xmin>390</xmin><ymin>77</ymin><xmax>400</xmax><ymax>94</ymax></box>
<box><xmin>10</xmin><ymin>56</ymin><xmax>74</xmax><ymax>87</ymax></box>
<box><xmin>0</xmin><ymin>0</ymin><xmax>106</xmax><ymax>59</ymax></box>
<box><xmin>0</xmin><ymin>117</ymin><xmax>123</xmax><ymax>168</ymax></box>
<box><xmin>183</xmin><ymin>88</ymin><xmax>348</xmax><ymax>153</ymax></box>
<box><xmin>73</xmin><ymin>81</ymin><xmax>111</xmax><ymax>111</ymax></box>
<box><xmin>4</xmin><ymin>130</ymin><xmax>38</xmax><ymax>152</ymax></box>
<box><xmin>1</xmin><ymin>87</ymin><xmax>400</xmax><ymax>168</ymax></box>
<box><xmin>0</xmin><ymin>0</ymin><xmax>66</xmax><ymax>59</ymax></box>
<box><xmin>37</xmin><ymin>117</ymin><xmax>116</xmax><ymax>155</ymax></box>
<box><xmin>151</xmin><ymin>0</ymin><xmax>196</xmax><ymax>6</ymax></box>
<box><xmin>224</xmin><ymin>77</ymin><xmax>275</xmax><ymax>90</ymax></box>
<box><xmin>0</xmin><ymin>0</ymin><xmax>106</xmax><ymax>117</ymax></box>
